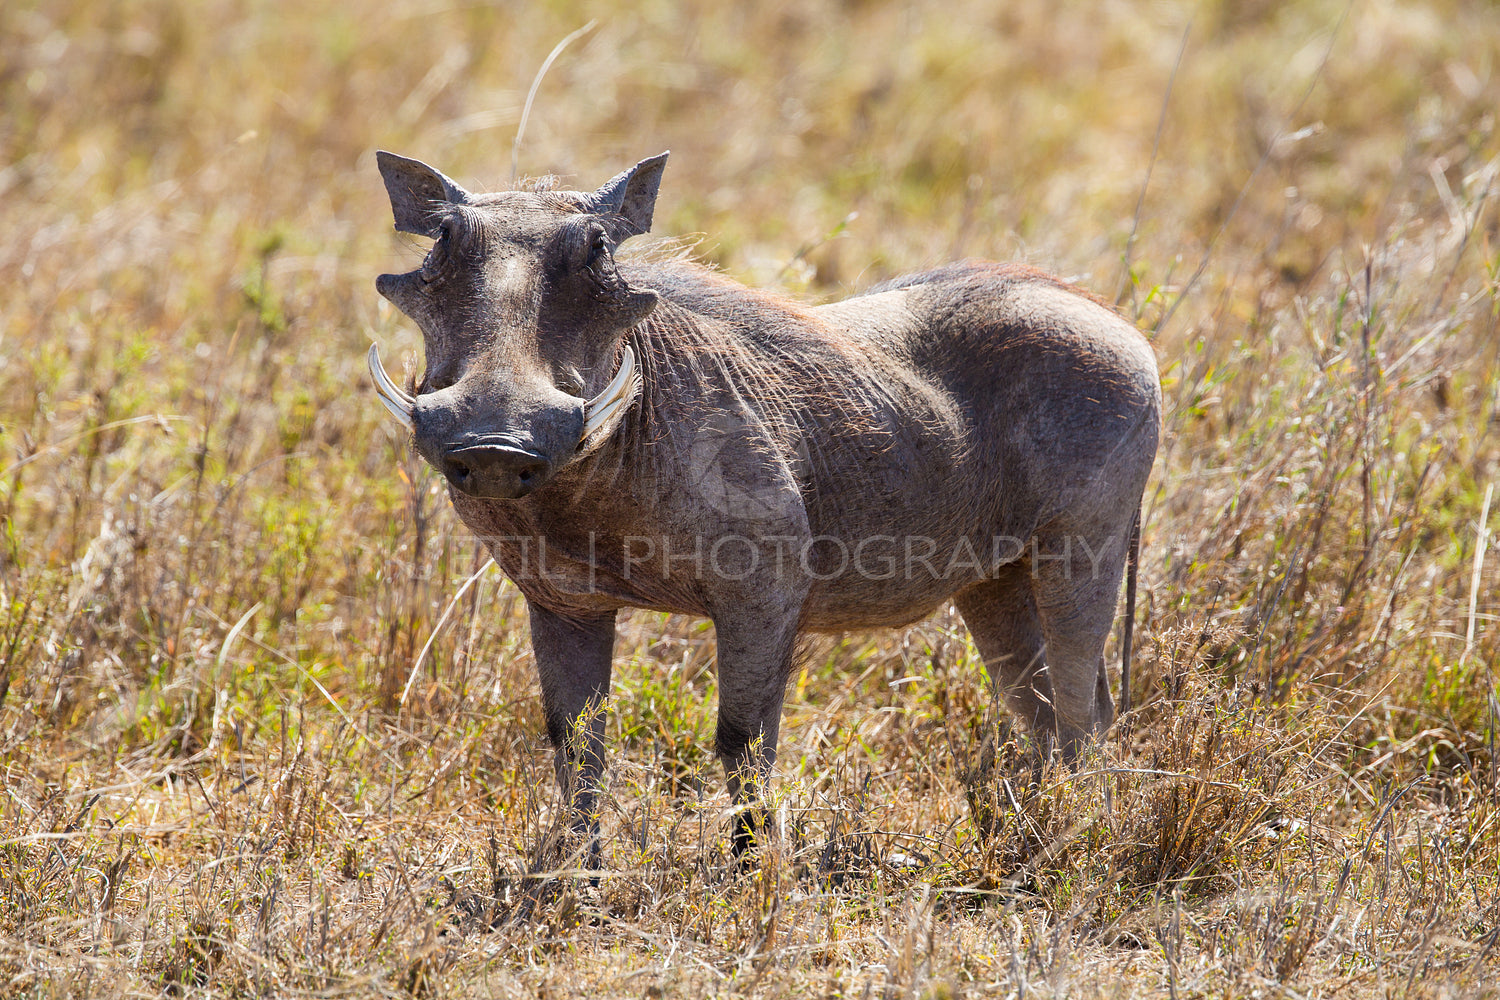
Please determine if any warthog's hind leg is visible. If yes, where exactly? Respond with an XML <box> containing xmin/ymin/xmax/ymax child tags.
<box><xmin>955</xmin><ymin>560</ymin><xmax>1056</xmax><ymax>742</ymax></box>
<box><xmin>529</xmin><ymin>603</ymin><xmax>618</xmax><ymax>872</ymax></box>
<box><xmin>1029</xmin><ymin>526</ymin><xmax>1128</xmax><ymax>760</ymax></box>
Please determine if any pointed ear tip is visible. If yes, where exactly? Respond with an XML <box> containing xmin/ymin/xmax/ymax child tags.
<box><xmin>376</xmin><ymin>150</ymin><xmax>417</xmax><ymax>176</ymax></box>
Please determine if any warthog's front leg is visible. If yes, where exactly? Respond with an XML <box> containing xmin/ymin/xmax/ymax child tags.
<box><xmin>529</xmin><ymin>602</ymin><xmax>617</xmax><ymax>870</ymax></box>
<box><xmin>712</xmin><ymin>611</ymin><xmax>800</xmax><ymax>856</ymax></box>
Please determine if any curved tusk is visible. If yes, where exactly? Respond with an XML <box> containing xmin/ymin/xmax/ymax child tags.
<box><xmin>581</xmin><ymin>345</ymin><xmax>639</xmax><ymax>441</ymax></box>
<box><xmin>368</xmin><ymin>343</ymin><xmax>415</xmax><ymax>405</ymax></box>
<box><xmin>375</xmin><ymin>389</ymin><xmax>416</xmax><ymax>431</ymax></box>
<box><xmin>584</xmin><ymin>345</ymin><xmax>636</xmax><ymax>411</ymax></box>
<box><xmin>367</xmin><ymin>343</ymin><xmax>415</xmax><ymax>431</ymax></box>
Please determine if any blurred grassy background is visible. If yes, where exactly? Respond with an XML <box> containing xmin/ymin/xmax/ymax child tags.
<box><xmin>2</xmin><ymin>0</ymin><xmax>1499</xmax><ymax>996</ymax></box>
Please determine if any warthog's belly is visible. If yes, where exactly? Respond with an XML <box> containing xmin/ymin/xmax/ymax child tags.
<box><xmin>792</xmin><ymin>530</ymin><xmax>1023</xmax><ymax>631</ymax></box>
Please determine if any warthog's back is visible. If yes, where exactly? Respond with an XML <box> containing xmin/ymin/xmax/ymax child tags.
<box><xmin>789</xmin><ymin>261</ymin><xmax>1161</xmax><ymax>629</ymax></box>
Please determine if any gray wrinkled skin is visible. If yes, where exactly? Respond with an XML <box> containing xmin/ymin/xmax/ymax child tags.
<box><xmin>372</xmin><ymin>151</ymin><xmax>1161</xmax><ymax>860</ymax></box>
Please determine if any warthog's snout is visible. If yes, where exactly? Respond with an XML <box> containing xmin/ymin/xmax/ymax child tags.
<box><xmin>438</xmin><ymin>438</ymin><xmax>552</xmax><ymax>499</ymax></box>
<box><xmin>409</xmin><ymin>382</ymin><xmax>583</xmax><ymax>499</ymax></box>
<box><xmin>368</xmin><ymin>342</ymin><xmax>642</xmax><ymax>495</ymax></box>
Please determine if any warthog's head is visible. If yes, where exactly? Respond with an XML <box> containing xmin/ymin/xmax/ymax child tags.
<box><xmin>370</xmin><ymin>152</ymin><xmax>668</xmax><ymax>499</ymax></box>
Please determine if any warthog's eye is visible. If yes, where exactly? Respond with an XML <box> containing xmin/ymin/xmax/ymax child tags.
<box><xmin>580</xmin><ymin>223</ymin><xmax>610</xmax><ymax>272</ymax></box>
<box><xmin>421</xmin><ymin>219</ymin><xmax>455</xmax><ymax>284</ymax></box>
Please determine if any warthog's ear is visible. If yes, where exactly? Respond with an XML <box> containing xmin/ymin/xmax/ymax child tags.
<box><xmin>376</xmin><ymin>151</ymin><xmax>471</xmax><ymax>237</ymax></box>
<box><xmin>583</xmin><ymin>152</ymin><xmax>668</xmax><ymax>239</ymax></box>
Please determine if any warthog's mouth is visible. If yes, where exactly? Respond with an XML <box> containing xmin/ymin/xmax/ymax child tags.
<box><xmin>366</xmin><ymin>342</ymin><xmax>640</xmax><ymax>451</ymax></box>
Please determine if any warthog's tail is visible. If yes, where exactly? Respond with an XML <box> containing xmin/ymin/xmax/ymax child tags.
<box><xmin>1120</xmin><ymin>507</ymin><xmax>1142</xmax><ymax>719</ymax></box>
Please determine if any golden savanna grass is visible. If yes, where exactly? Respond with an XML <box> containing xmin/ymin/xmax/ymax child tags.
<box><xmin>2</xmin><ymin>0</ymin><xmax>1498</xmax><ymax>995</ymax></box>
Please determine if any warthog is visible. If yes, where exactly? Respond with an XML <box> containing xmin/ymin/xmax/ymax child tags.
<box><xmin>369</xmin><ymin>150</ymin><xmax>1160</xmax><ymax>859</ymax></box>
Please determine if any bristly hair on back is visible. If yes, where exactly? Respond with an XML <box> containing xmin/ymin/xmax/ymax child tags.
<box><xmin>514</xmin><ymin>174</ymin><xmax>562</xmax><ymax>193</ymax></box>
<box><xmin>616</xmin><ymin>233</ymin><xmax>713</xmax><ymax>267</ymax></box>
<box><xmin>569</xmin><ymin>258</ymin><xmax>942</xmax><ymax>515</ymax></box>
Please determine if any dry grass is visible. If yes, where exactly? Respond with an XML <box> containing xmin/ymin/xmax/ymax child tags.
<box><xmin>2</xmin><ymin>0</ymin><xmax>1499</xmax><ymax>996</ymax></box>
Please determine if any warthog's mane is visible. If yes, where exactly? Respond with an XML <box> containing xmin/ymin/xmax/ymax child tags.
<box><xmin>577</xmin><ymin>258</ymin><xmax>913</xmax><ymax>505</ymax></box>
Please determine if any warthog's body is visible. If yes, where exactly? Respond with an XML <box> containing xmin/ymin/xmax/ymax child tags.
<box><xmin>371</xmin><ymin>152</ymin><xmax>1160</xmax><ymax>856</ymax></box>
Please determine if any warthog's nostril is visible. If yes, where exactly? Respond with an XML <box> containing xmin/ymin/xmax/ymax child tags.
<box><xmin>442</xmin><ymin>459</ymin><xmax>472</xmax><ymax>487</ymax></box>
<box><xmin>510</xmin><ymin>455</ymin><xmax>547</xmax><ymax>485</ymax></box>
<box><xmin>441</xmin><ymin>443</ymin><xmax>550</xmax><ymax>497</ymax></box>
